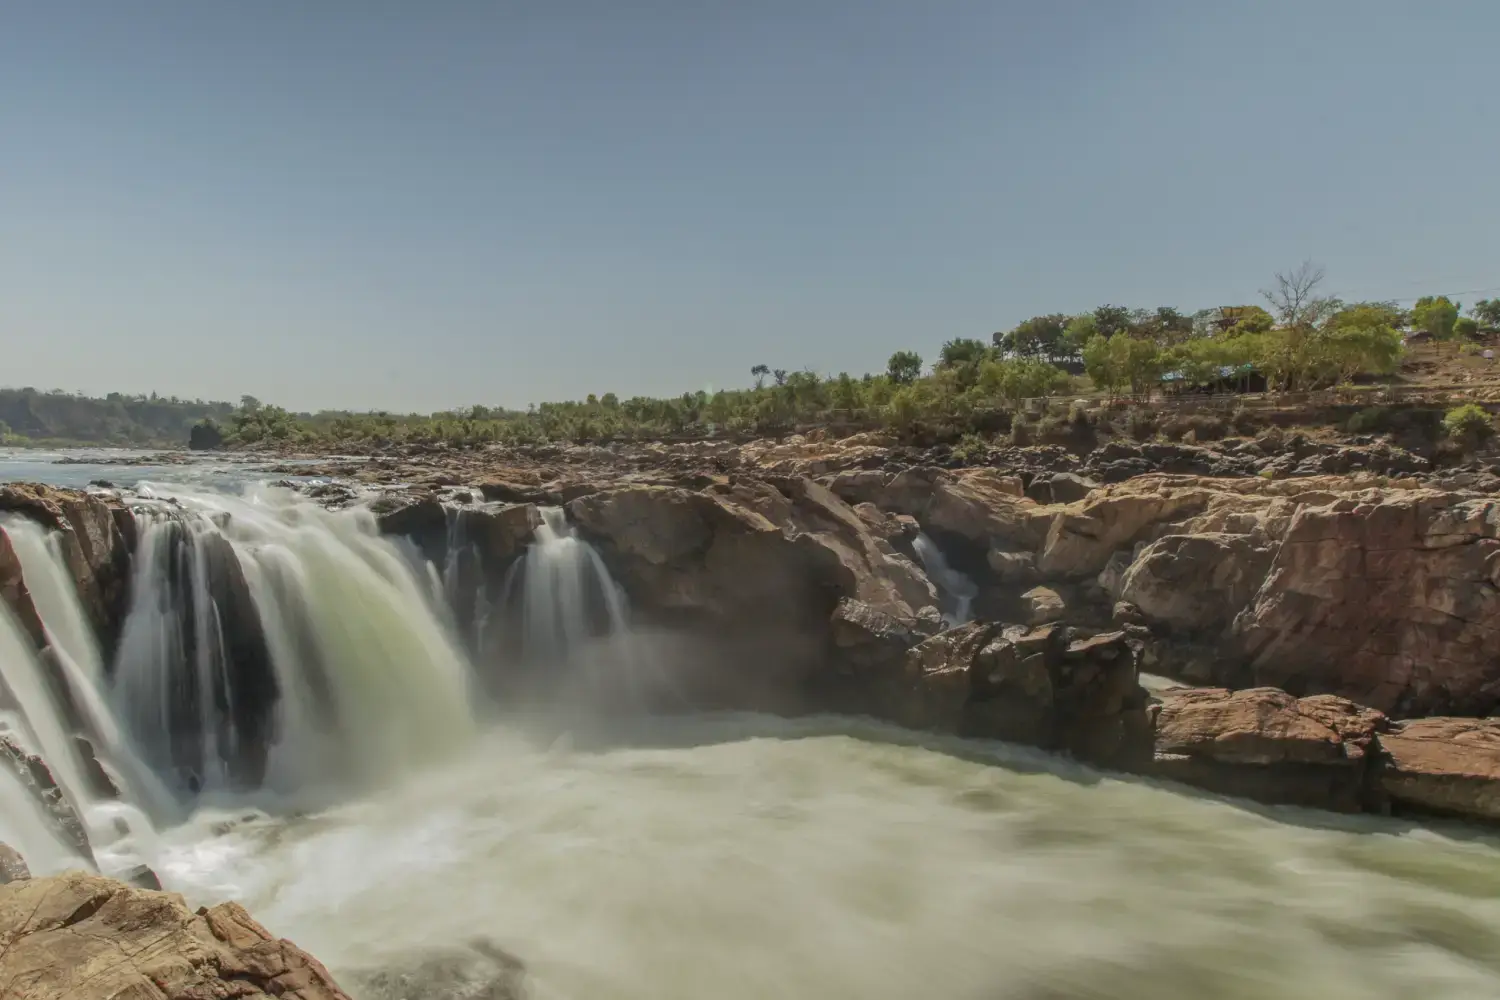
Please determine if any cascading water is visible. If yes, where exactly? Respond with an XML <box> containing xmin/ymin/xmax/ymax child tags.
<box><xmin>912</xmin><ymin>533</ymin><xmax>977</xmax><ymax>626</ymax></box>
<box><xmin>493</xmin><ymin>507</ymin><xmax>632</xmax><ymax>695</ymax></box>
<box><xmin>111</xmin><ymin>485</ymin><xmax>478</xmax><ymax>800</ymax></box>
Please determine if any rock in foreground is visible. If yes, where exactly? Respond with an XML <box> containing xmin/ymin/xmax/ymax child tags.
<box><xmin>0</xmin><ymin>870</ymin><xmax>350</xmax><ymax>1000</ymax></box>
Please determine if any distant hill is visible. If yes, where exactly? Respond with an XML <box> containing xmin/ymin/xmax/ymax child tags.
<box><xmin>0</xmin><ymin>388</ymin><xmax>235</xmax><ymax>448</ymax></box>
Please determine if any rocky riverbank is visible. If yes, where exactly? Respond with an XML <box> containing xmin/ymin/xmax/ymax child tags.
<box><xmin>0</xmin><ymin>868</ymin><xmax>352</xmax><ymax>1000</ymax></box>
<box><xmin>4</xmin><ymin>440</ymin><xmax>1500</xmax><ymax>843</ymax></box>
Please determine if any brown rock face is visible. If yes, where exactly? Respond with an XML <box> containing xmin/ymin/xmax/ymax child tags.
<box><xmin>1377</xmin><ymin>717</ymin><xmax>1500</xmax><ymax>822</ymax></box>
<box><xmin>1117</xmin><ymin>532</ymin><xmax>1275</xmax><ymax>633</ymax></box>
<box><xmin>0</xmin><ymin>870</ymin><xmax>351</xmax><ymax>1000</ymax></box>
<box><xmin>0</xmin><ymin>735</ymin><xmax>91</xmax><ymax>863</ymax></box>
<box><xmin>1037</xmin><ymin>486</ymin><xmax>1212</xmax><ymax>578</ymax></box>
<box><xmin>0</xmin><ymin>484</ymin><xmax>133</xmax><ymax>657</ymax></box>
<box><xmin>569</xmin><ymin>479</ymin><xmax>923</xmax><ymax>629</ymax></box>
<box><xmin>1234</xmin><ymin>493</ymin><xmax>1500</xmax><ymax>717</ymax></box>
<box><xmin>0</xmin><ymin>525</ymin><xmax>48</xmax><ymax>651</ymax></box>
<box><xmin>896</xmin><ymin>622</ymin><xmax>1149</xmax><ymax>766</ymax></box>
<box><xmin>1150</xmin><ymin>687</ymin><xmax>1387</xmax><ymax>812</ymax></box>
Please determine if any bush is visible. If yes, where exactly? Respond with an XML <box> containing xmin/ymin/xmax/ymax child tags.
<box><xmin>1010</xmin><ymin>417</ymin><xmax>1035</xmax><ymax>446</ymax></box>
<box><xmin>1346</xmin><ymin>406</ymin><xmax>1391</xmax><ymax>434</ymax></box>
<box><xmin>1442</xmin><ymin>403</ymin><xmax>1493</xmax><ymax>447</ymax></box>
<box><xmin>951</xmin><ymin>433</ymin><xmax>990</xmax><ymax>464</ymax></box>
<box><xmin>1123</xmin><ymin>407</ymin><xmax>1157</xmax><ymax>441</ymax></box>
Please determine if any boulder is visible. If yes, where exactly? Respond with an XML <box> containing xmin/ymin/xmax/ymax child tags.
<box><xmin>1117</xmin><ymin>532</ymin><xmax>1275</xmax><ymax>633</ymax></box>
<box><xmin>1026</xmin><ymin>472</ymin><xmax>1098</xmax><ymax>506</ymax></box>
<box><xmin>1377</xmin><ymin>717</ymin><xmax>1500</xmax><ymax>822</ymax></box>
<box><xmin>0</xmin><ymin>870</ymin><xmax>351</xmax><ymax>1000</ymax></box>
<box><xmin>570</xmin><ymin>479</ymin><xmax>922</xmax><ymax>629</ymax></box>
<box><xmin>0</xmin><ymin>484</ymin><xmax>133</xmax><ymax>657</ymax></box>
<box><xmin>1019</xmin><ymin>585</ymin><xmax>1067</xmax><ymax>625</ymax></box>
<box><xmin>1037</xmin><ymin>486</ymin><xmax>1212</xmax><ymax>578</ymax></box>
<box><xmin>896</xmin><ymin>622</ymin><xmax>1149</xmax><ymax>766</ymax></box>
<box><xmin>0</xmin><ymin>843</ymin><xmax>30</xmax><ymax>884</ymax></box>
<box><xmin>985</xmin><ymin>547</ymin><xmax>1036</xmax><ymax>584</ymax></box>
<box><xmin>1234</xmin><ymin>492</ymin><xmax>1500</xmax><ymax>717</ymax></box>
<box><xmin>1149</xmin><ymin>687</ymin><xmax>1387</xmax><ymax>812</ymax></box>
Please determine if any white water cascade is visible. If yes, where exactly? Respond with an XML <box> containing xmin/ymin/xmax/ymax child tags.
<box><xmin>495</xmin><ymin>507</ymin><xmax>631</xmax><ymax>688</ymax></box>
<box><xmin>912</xmin><ymin>533</ymin><xmax>977</xmax><ymax>626</ymax></box>
<box><xmin>111</xmin><ymin>485</ymin><xmax>478</xmax><ymax>800</ymax></box>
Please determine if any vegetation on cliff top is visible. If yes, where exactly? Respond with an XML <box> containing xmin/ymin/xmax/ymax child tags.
<box><xmin>5</xmin><ymin>266</ymin><xmax>1497</xmax><ymax>451</ymax></box>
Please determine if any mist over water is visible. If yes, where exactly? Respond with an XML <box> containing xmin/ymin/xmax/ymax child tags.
<box><xmin>2</xmin><ymin>462</ymin><xmax>1499</xmax><ymax>998</ymax></box>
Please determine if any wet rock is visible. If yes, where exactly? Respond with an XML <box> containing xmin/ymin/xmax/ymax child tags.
<box><xmin>896</xmin><ymin>622</ymin><xmax>1149</xmax><ymax>766</ymax></box>
<box><xmin>0</xmin><ymin>870</ymin><xmax>352</xmax><ymax>1000</ymax></box>
<box><xmin>1149</xmin><ymin>687</ymin><xmax>1387</xmax><ymax>813</ymax></box>
<box><xmin>0</xmin><ymin>524</ymin><xmax>48</xmax><ymax>651</ymax></box>
<box><xmin>1376</xmin><ymin>717</ymin><xmax>1500</xmax><ymax>822</ymax></box>
<box><xmin>0</xmin><ymin>735</ymin><xmax>92</xmax><ymax>862</ymax></box>
<box><xmin>0</xmin><ymin>843</ymin><xmax>30</xmax><ymax>884</ymax></box>
<box><xmin>352</xmin><ymin>940</ymin><xmax>529</xmax><ymax>1000</ymax></box>
<box><xmin>74</xmin><ymin>736</ymin><xmax>121</xmax><ymax>799</ymax></box>
<box><xmin>0</xmin><ymin>483</ymin><xmax>134</xmax><ymax>656</ymax></box>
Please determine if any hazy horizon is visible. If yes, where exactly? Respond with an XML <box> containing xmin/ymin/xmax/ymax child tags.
<box><xmin>4</xmin><ymin>2</ymin><xmax>1498</xmax><ymax>412</ymax></box>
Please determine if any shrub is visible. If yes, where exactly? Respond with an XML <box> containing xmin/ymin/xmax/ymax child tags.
<box><xmin>1442</xmin><ymin>403</ymin><xmax>1493</xmax><ymax>447</ymax></box>
<box><xmin>1347</xmin><ymin>406</ymin><xmax>1391</xmax><ymax>434</ymax></box>
<box><xmin>951</xmin><ymin>433</ymin><xmax>990</xmax><ymax>464</ymax></box>
<box><xmin>1123</xmin><ymin>407</ymin><xmax>1157</xmax><ymax>441</ymax></box>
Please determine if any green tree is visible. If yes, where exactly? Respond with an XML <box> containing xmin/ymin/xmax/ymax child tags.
<box><xmin>1324</xmin><ymin>304</ymin><xmax>1405</xmax><ymax>384</ymax></box>
<box><xmin>1082</xmin><ymin>334</ymin><xmax>1124</xmax><ymax>400</ymax></box>
<box><xmin>750</xmin><ymin>364</ymin><xmax>770</xmax><ymax>389</ymax></box>
<box><xmin>1454</xmin><ymin>316</ymin><xmax>1480</xmax><ymax>341</ymax></box>
<box><xmin>886</xmin><ymin>350</ymin><xmax>923</xmax><ymax>385</ymax></box>
<box><xmin>1443</xmin><ymin>403</ymin><xmax>1493</xmax><ymax>452</ymax></box>
<box><xmin>1472</xmin><ymin>299</ymin><xmax>1500</xmax><ymax>330</ymax></box>
<box><xmin>1005</xmin><ymin>314</ymin><xmax>1072</xmax><ymax>360</ymax></box>
<box><xmin>1411</xmin><ymin>295</ymin><xmax>1460</xmax><ymax>341</ymax></box>
<box><xmin>1063</xmin><ymin>314</ymin><xmax>1098</xmax><ymax>356</ymax></box>
<box><xmin>1093</xmin><ymin>304</ymin><xmax>1133</xmax><ymax>339</ymax></box>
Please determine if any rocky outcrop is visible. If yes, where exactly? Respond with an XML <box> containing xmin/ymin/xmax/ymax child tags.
<box><xmin>0</xmin><ymin>735</ymin><xmax>91</xmax><ymax>863</ymax></box>
<box><xmin>0</xmin><ymin>524</ymin><xmax>48</xmax><ymax>650</ymax></box>
<box><xmin>1116</xmin><ymin>532</ymin><xmax>1275</xmax><ymax>633</ymax></box>
<box><xmin>1376</xmin><ymin>717</ymin><xmax>1500</xmax><ymax>822</ymax></box>
<box><xmin>1148</xmin><ymin>687</ymin><xmax>1387</xmax><ymax>813</ymax></box>
<box><xmin>1234</xmin><ymin>492</ymin><xmax>1500</xmax><ymax>717</ymax></box>
<box><xmin>570</xmin><ymin>478</ymin><xmax>928</xmax><ymax>630</ymax></box>
<box><xmin>0</xmin><ymin>870</ymin><xmax>351</xmax><ymax>1000</ymax></box>
<box><xmin>0</xmin><ymin>484</ymin><xmax>133</xmax><ymax>658</ymax></box>
<box><xmin>891</xmin><ymin>622</ymin><xmax>1150</xmax><ymax>767</ymax></box>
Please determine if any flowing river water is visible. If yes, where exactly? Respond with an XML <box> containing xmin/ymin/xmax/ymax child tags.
<box><xmin>3</xmin><ymin>453</ymin><xmax>1500</xmax><ymax>999</ymax></box>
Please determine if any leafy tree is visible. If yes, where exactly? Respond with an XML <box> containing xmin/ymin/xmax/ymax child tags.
<box><xmin>1081</xmin><ymin>334</ymin><xmax>1124</xmax><ymax>400</ymax></box>
<box><xmin>773</xmin><ymin>369</ymin><xmax>788</xmax><ymax>386</ymax></box>
<box><xmin>1443</xmin><ymin>403</ymin><xmax>1493</xmax><ymax>452</ymax></box>
<box><xmin>886</xmin><ymin>350</ymin><xmax>923</xmax><ymax>385</ymax></box>
<box><xmin>975</xmin><ymin>356</ymin><xmax>1069</xmax><ymax>405</ymax></box>
<box><xmin>1472</xmin><ymin>299</ymin><xmax>1500</xmax><ymax>330</ymax></box>
<box><xmin>750</xmin><ymin>364</ymin><xmax>770</xmax><ymax>389</ymax></box>
<box><xmin>1093</xmin><ymin>304</ymin><xmax>1133</xmax><ymax>339</ymax></box>
<box><xmin>1323</xmin><ymin>304</ymin><xmax>1405</xmax><ymax>384</ymax></box>
<box><xmin>1005</xmin><ymin>314</ymin><xmax>1072</xmax><ymax>360</ymax></box>
<box><xmin>1454</xmin><ymin>316</ymin><xmax>1480</xmax><ymax>341</ymax></box>
<box><xmin>1411</xmin><ymin>295</ymin><xmax>1461</xmax><ymax>340</ymax></box>
<box><xmin>938</xmin><ymin>338</ymin><xmax>991</xmax><ymax>369</ymax></box>
<box><xmin>1062</xmin><ymin>314</ymin><xmax>1098</xmax><ymax>356</ymax></box>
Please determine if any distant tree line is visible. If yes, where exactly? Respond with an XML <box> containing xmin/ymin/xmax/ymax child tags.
<box><xmin>7</xmin><ymin>265</ymin><xmax>1496</xmax><ymax>451</ymax></box>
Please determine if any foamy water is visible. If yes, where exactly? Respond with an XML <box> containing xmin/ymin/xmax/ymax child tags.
<box><xmin>156</xmin><ymin>715</ymin><xmax>1500</xmax><ymax>1000</ymax></box>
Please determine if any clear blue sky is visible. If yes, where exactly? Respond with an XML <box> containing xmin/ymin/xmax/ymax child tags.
<box><xmin>2</xmin><ymin>2</ymin><xmax>1497</xmax><ymax>413</ymax></box>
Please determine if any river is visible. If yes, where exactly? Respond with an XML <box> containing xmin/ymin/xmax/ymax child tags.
<box><xmin>4</xmin><ymin>450</ymin><xmax>1500</xmax><ymax>999</ymax></box>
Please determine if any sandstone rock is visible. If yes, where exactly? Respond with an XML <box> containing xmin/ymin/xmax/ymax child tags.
<box><xmin>1026</xmin><ymin>472</ymin><xmax>1098</xmax><ymax>506</ymax></box>
<box><xmin>1150</xmin><ymin>687</ymin><xmax>1387</xmax><ymax>812</ymax></box>
<box><xmin>1377</xmin><ymin>717</ymin><xmax>1500</xmax><ymax>822</ymax></box>
<box><xmin>1020</xmin><ymin>585</ymin><xmax>1067</xmax><ymax>625</ymax></box>
<box><xmin>0</xmin><ymin>735</ymin><xmax>91</xmax><ymax>862</ymax></box>
<box><xmin>1037</xmin><ymin>486</ymin><xmax>1212</xmax><ymax>578</ymax></box>
<box><xmin>1118</xmin><ymin>532</ymin><xmax>1275</xmax><ymax>633</ymax></box>
<box><xmin>0</xmin><ymin>843</ymin><xmax>30</xmax><ymax>884</ymax></box>
<box><xmin>0</xmin><ymin>524</ymin><xmax>48</xmax><ymax>651</ymax></box>
<box><xmin>0</xmin><ymin>870</ymin><xmax>351</xmax><ymax>1000</ymax></box>
<box><xmin>1234</xmin><ymin>492</ymin><xmax>1500</xmax><ymax>717</ymax></box>
<box><xmin>0</xmin><ymin>484</ymin><xmax>132</xmax><ymax>656</ymax></box>
<box><xmin>985</xmin><ymin>547</ymin><xmax>1036</xmax><ymax>583</ymax></box>
<box><xmin>570</xmin><ymin>479</ymin><xmax>922</xmax><ymax>629</ymax></box>
<box><xmin>896</xmin><ymin>622</ymin><xmax>1148</xmax><ymax>766</ymax></box>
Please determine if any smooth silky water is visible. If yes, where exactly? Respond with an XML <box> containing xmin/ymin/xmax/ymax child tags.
<box><xmin>3</xmin><ymin>460</ymin><xmax>1499</xmax><ymax>999</ymax></box>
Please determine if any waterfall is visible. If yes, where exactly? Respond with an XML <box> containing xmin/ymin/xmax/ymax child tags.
<box><xmin>912</xmin><ymin>533</ymin><xmax>977</xmax><ymax>627</ymax></box>
<box><xmin>2</xmin><ymin>517</ymin><xmax>105</xmax><ymax>683</ymax></box>
<box><xmin>111</xmin><ymin>485</ymin><xmax>477</xmax><ymax>799</ymax></box>
<box><xmin>494</xmin><ymin>507</ymin><xmax>631</xmax><ymax>690</ymax></box>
